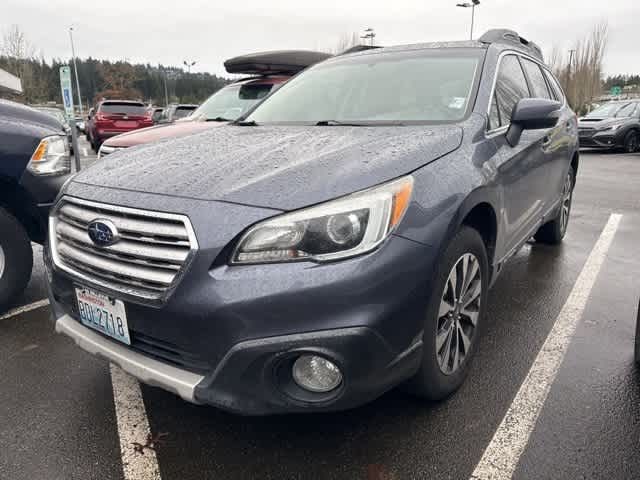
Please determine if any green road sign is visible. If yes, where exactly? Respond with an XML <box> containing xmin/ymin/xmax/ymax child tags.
<box><xmin>611</xmin><ymin>86</ymin><xmax>622</xmax><ymax>96</ymax></box>
<box><xmin>59</xmin><ymin>66</ymin><xmax>74</xmax><ymax>119</ymax></box>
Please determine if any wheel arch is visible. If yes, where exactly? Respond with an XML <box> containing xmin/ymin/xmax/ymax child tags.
<box><xmin>447</xmin><ymin>188</ymin><xmax>500</xmax><ymax>282</ymax></box>
<box><xmin>0</xmin><ymin>175</ymin><xmax>45</xmax><ymax>243</ymax></box>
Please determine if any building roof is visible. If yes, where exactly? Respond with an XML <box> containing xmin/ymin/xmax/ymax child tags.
<box><xmin>0</xmin><ymin>68</ymin><xmax>22</xmax><ymax>94</ymax></box>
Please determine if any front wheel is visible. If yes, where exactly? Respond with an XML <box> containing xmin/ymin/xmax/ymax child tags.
<box><xmin>535</xmin><ymin>166</ymin><xmax>575</xmax><ymax>245</ymax></box>
<box><xmin>0</xmin><ymin>209</ymin><xmax>33</xmax><ymax>312</ymax></box>
<box><xmin>406</xmin><ymin>226</ymin><xmax>489</xmax><ymax>401</ymax></box>
<box><xmin>623</xmin><ymin>130</ymin><xmax>639</xmax><ymax>154</ymax></box>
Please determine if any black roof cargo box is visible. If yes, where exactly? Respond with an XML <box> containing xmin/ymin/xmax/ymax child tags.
<box><xmin>224</xmin><ymin>50</ymin><xmax>332</xmax><ymax>75</ymax></box>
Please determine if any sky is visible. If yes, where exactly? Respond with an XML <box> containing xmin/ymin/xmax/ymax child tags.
<box><xmin>2</xmin><ymin>0</ymin><xmax>638</xmax><ymax>78</ymax></box>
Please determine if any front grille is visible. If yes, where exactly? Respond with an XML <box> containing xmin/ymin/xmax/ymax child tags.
<box><xmin>130</xmin><ymin>330</ymin><xmax>210</xmax><ymax>373</ymax></box>
<box><xmin>50</xmin><ymin>196</ymin><xmax>197</xmax><ymax>301</ymax></box>
<box><xmin>578</xmin><ymin>127</ymin><xmax>595</xmax><ymax>139</ymax></box>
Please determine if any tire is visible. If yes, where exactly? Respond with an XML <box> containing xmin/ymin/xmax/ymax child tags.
<box><xmin>406</xmin><ymin>226</ymin><xmax>489</xmax><ymax>401</ymax></box>
<box><xmin>623</xmin><ymin>130</ymin><xmax>639</xmax><ymax>154</ymax></box>
<box><xmin>534</xmin><ymin>166</ymin><xmax>575</xmax><ymax>245</ymax></box>
<box><xmin>0</xmin><ymin>209</ymin><xmax>33</xmax><ymax>312</ymax></box>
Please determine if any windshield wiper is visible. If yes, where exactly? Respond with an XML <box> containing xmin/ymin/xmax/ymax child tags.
<box><xmin>206</xmin><ymin>116</ymin><xmax>231</xmax><ymax>122</ymax></box>
<box><xmin>315</xmin><ymin>120</ymin><xmax>368</xmax><ymax>126</ymax></box>
<box><xmin>235</xmin><ymin>120</ymin><xmax>258</xmax><ymax>126</ymax></box>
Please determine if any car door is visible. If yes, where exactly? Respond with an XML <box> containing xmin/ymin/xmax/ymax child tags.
<box><xmin>520</xmin><ymin>57</ymin><xmax>572</xmax><ymax>214</ymax></box>
<box><xmin>488</xmin><ymin>54</ymin><xmax>550</xmax><ymax>255</ymax></box>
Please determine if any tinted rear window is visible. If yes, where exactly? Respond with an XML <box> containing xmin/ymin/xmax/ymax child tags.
<box><xmin>100</xmin><ymin>103</ymin><xmax>147</xmax><ymax>115</ymax></box>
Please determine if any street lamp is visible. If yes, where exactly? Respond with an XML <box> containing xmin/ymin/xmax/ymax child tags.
<box><xmin>456</xmin><ymin>0</ymin><xmax>480</xmax><ymax>41</ymax></box>
<box><xmin>183</xmin><ymin>60</ymin><xmax>196</xmax><ymax>73</ymax></box>
<box><xmin>68</xmin><ymin>26</ymin><xmax>84</xmax><ymax>117</ymax></box>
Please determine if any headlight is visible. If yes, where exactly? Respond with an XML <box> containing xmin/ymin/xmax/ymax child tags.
<box><xmin>27</xmin><ymin>135</ymin><xmax>71</xmax><ymax>175</ymax></box>
<box><xmin>232</xmin><ymin>175</ymin><xmax>413</xmax><ymax>264</ymax></box>
<box><xmin>600</xmin><ymin>124</ymin><xmax>623</xmax><ymax>132</ymax></box>
<box><xmin>98</xmin><ymin>144</ymin><xmax>122</xmax><ymax>158</ymax></box>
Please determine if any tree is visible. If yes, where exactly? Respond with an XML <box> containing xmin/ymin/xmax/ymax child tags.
<box><xmin>1</xmin><ymin>25</ymin><xmax>37</xmax><ymax>102</ymax></box>
<box><xmin>333</xmin><ymin>32</ymin><xmax>362</xmax><ymax>54</ymax></box>
<box><xmin>549</xmin><ymin>22</ymin><xmax>609</xmax><ymax>114</ymax></box>
<box><xmin>1</xmin><ymin>24</ymin><xmax>34</xmax><ymax>62</ymax></box>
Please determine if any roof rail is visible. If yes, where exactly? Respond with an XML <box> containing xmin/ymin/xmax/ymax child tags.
<box><xmin>478</xmin><ymin>29</ymin><xmax>544</xmax><ymax>61</ymax></box>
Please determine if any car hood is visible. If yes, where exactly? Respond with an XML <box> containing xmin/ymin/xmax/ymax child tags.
<box><xmin>73</xmin><ymin>125</ymin><xmax>463</xmax><ymax>210</ymax></box>
<box><xmin>578</xmin><ymin>117</ymin><xmax>630</xmax><ymax>128</ymax></box>
<box><xmin>103</xmin><ymin>120</ymin><xmax>225</xmax><ymax>147</ymax></box>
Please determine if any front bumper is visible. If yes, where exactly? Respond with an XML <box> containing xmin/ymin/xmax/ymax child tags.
<box><xmin>46</xmin><ymin>187</ymin><xmax>437</xmax><ymax>414</ymax></box>
<box><xmin>55</xmin><ymin>313</ymin><xmax>204</xmax><ymax>402</ymax></box>
<box><xmin>578</xmin><ymin>129</ymin><xmax>624</xmax><ymax>149</ymax></box>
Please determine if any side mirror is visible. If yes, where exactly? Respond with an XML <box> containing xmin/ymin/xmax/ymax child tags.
<box><xmin>506</xmin><ymin>98</ymin><xmax>562</xmax><ymax>147</ymax></box>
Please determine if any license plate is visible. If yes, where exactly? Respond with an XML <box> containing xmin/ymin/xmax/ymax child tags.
<box><xmin>115</xmin><ymin>120</ymin><xmax>136</xmax><ymax>128</ymax></box>
<box><xmin>75</xmin><ymin>286</ymin><xmax>131</xmax><ymax>345</ymax></box>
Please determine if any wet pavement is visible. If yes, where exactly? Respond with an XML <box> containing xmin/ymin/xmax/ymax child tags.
<box><xmin>1</xmin><ymin>149</ymin><xmax>639</xmax><ymax>480</ymax></box>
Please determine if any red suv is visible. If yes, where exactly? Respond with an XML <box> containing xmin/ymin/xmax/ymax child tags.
<box><xmin>87</xmin><ymin>100</ymin><xmax>153</xmax><ymax>151</ymax></box>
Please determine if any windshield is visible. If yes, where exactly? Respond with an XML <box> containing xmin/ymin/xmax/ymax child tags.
<box><xmin>174</xmin><ymin>106</ymin><xmax>197</xmax><ymax>119</ymax></box>
<box><xmin>585</xmin><ymin>102</ymin><xmax>630</xmax><ymax>118</ymax></box>
<box><xmin>191</xmin><ymin>83</ymin><xmax>275</xmax><ymax>121</ymax></box>
<box><xmin>36</xmin><ymin>108</ymin><xmax>67</xmax><ymax>124</ymax></box>
<box><xmin>246</xmin><ymin>49</ymin><xmax>483</xmax><ymax>125</ymax></box>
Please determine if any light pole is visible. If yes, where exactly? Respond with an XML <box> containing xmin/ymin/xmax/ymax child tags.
<box><xmin>68</xmin><ymin>26</ymin><xmax>84</xmax><ymax>117</ymax></box>
<box><xmin>360</xmin><ymin>28</ymin><xmax>376</xmax><ymax>47</ymax></box>
<box><xmin>163</xmin><ymin>72</ymin><xmax>170</xmax><ymax>107</ymax></box>
<box><xmin>183</xmin><ymin>60</ymin><xmax>196</xmax><ymax>73</ymax></box>
<box><xmin>456</xmin><ymin>0</ymin><xmax>480</xmax><ymax>41</ymax></box>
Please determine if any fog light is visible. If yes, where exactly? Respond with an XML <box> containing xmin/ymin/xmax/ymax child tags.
<box><xmin>292</xmin><ymin>355</ymin><xmax>342</xmax><ymax>393</ymax></box>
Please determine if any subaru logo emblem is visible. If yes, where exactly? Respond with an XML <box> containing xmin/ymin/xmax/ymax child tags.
<box><xmin>87</xmin><ymin>219</ymin><xmax>119</xmax><ymax>247</ymax></box>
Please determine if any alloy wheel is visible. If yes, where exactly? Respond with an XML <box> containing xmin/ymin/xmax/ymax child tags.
<box><xmin>0</xmin><ymin>244</ymin><xmax>4</xmax><ymax>279</ymax></box>
<box><xmin>560</xmin><ymin>172</ymin><xmax>573</xmax><ymax>234</ymax></box>
<box><xmin>436</xmin><ymin>253</ymin><xmax>482</xmax><ymax>375</ymax></box>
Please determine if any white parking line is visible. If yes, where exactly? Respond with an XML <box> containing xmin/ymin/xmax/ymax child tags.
<box><xmin>0</xmin><ymin>298</ymin><xmax>50</xmax><ymax>320</ymax></box>
<box><xmin>470</xmin><ymin>213</ymin><xmax>622</xmax><ymax>480</ymax></box>
<box><xmin>110</xmin><ymin>364</ymin><xmax>162</xmax><ymax>480</ymax></box>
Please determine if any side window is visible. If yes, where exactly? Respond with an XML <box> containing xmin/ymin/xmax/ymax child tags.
<box><xmin>489</xmin><ymin>92</ymin><xmax>501</xmax><ymax>130</ymax></box>
<box><xmin>493</xmin><ymin>55</ymin><xmax>530</xmax><ymax>129</ymax></box>
<box><xmin>616</xmin><ymin>102</ymin><xmax>636</xmax><ymax>118</ymax></box>
<box><xmin>543</xmin><ymin>70</ymin><xmax>565</xmax><ymax>103</ymax></box>
<box><xmin>521</xmin><ymin>58</ymin><xmax>552</xmax><ymax>99</ymax></box>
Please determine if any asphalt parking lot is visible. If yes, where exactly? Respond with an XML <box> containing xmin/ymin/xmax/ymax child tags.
<box><xmin>1</xmin><ymin>146</ymin><xmax>639</xmax><ymax>480</ymax></box>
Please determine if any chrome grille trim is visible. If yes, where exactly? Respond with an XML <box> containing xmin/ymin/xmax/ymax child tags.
<box><xmin>50</xmin><ymin>196</ymin><xmax>198</xmax><ymax>302</ymax></box>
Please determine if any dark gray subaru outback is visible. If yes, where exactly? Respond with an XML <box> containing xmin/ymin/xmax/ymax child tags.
<box><xmin>46</xmin><ymin>29</ymin><xmax>578</xmax><ymax>414</ymax></box>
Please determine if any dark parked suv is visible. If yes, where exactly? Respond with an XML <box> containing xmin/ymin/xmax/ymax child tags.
<box><xmin>0</xmin><ymin>100</ymin><xmax>73</xmax><ymax>311</ymax></box>
<box><xmin>46</xmin><ymin>30</ymin><xmax>579</xmax><ymax>414</ymax></box>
